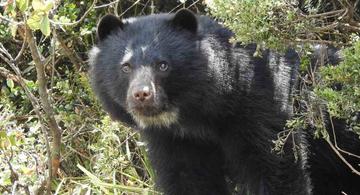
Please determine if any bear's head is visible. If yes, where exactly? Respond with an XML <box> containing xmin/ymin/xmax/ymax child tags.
<box><xmin>90</xmin><ymin>9</ymin><xmax>210</xmax><ymax>129</ymax></box>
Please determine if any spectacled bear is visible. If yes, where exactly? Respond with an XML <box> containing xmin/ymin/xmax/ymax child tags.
<box><xmin>89</xmin><ymin>9</ymin><xmax>360</xmax><ymax>195</ymax></box>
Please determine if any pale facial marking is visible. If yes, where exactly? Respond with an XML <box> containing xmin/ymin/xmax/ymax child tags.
<box><xmin>140</xmin><ymin>45</ymin><xmax>148</xmax><ymax>58</ymax></box>
<box><xmin>121</xmin><ymin>49</ymin><xmax>133</xmax><ymax>64</ymax></box>
<box><xmin>150</xmin><ymin>81</ymin><xmax>156</xmax><ymax>99</ymax></box>
<box><xmin>88</xmin><ymin>46</ymin><xmax>100</xmax><ymax>67</ymax></box>
<box><xmin>141</xmin><ymin>45</ymin><xmax>148</xmax><ymax>53</ymax></box>
<box><xmin>131</xmin><ymin>109</ymin><xmax>179</xmax><ymax>129</ymax></box>
<box><xmin>143</xmin><ymin>86</ymin><xmax>150</xmax><ymax>92</ymax></box>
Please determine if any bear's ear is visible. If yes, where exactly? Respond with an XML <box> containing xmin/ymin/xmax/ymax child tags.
<box><xmin>171</xmin><ymin>9</ymin><xmax>197</xmax><ymax>33</ymax></box>
<box><xmin>97</xmin><ymin>14</ymin><xmax>123</xmax><ymax>41</ymax></box>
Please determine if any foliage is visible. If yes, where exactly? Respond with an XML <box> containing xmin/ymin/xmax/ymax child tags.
<box><xmin>315</xmin><ymin>40</ymin><xmax>360</xmax><ymax>135</ymax></box>
<box><xmin>207</xmin><ymin>0</ymin><xmax>302</xmax><ymax>49</ymax></box>
<box><xmin>0</xmin><ymin>91</ymin><xmax>46</xmax><ymax>193</ymax></box>
<box><xmin>288</xmin><ymin>41</ymin><xmax>360</xmax><ymax>141</ymax></box>
<box><xmin>207</xmin><ymin>0</ymin><xmax>360</xmax><ymax>49</ymax></box>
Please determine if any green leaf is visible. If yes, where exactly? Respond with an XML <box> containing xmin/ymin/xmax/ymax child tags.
<box><xmin>44</xmin><ymin>1</ymin><xmax>54</xmax><ymax>12</ymax></box>
<box><xmin>58</xmin><ymin>16</ymin><xmax>71</xmax><ymax>23</ymax></box>
<box><xmin>40</xmin><ymin>15</ymin><xmax>50</xmax><ymax>36</ymax></box>
<box><xmin>27</xmin><ymin>14</ymin><xmax>42</xmax><ymax>30</ymax></box>
<box><xmin>32</xmin><ymin>0</ymin><xmax>44</xmax><ymax>11</ymax></box>
<box><xmin>5</xmin><ymin>1</ymin><xmax>16</xmax><ymax>14</ymax></box>
<box><xmin>6</xmin><ymin>79</ymin><xmax>14</xmax><ymax>89</ymax></box>
<box><xmin>16</xmin><ymin>0</ymin><xmax>29</xmax><ymax>12</ymax></box>
<box><xmin>32</xmin><ymin>0</ymin><xmax>53</xmax><ymax>12</ymax></box>
<box><xmin>0</xmin><ymin>131</ymin><xmax>6</xmax><ymax>139</ymax></box>
<box><xmin>8</xmin><ymin>135</ymin><xmax>16</xmax><ymax>146</ymax></box>
<box><xmin>10</xmin><ymin>23</ymin><xmax>18</xmax><ymax>37</ymax></box>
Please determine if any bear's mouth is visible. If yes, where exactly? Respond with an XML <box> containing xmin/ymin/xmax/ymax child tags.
<box><xmin>128</xmin><ymin>106</ymin><xmax>179</xmax><ymax>128</ymax></box>
<box><xmin>130</xmin><ymin>105</ymin><xmax>164</xmax><ymax>117</ymax></box>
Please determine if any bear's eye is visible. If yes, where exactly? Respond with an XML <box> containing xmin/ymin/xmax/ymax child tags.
<box><xmin>122</xmin><ymin>63</ymin><xmax>131</xmax><ymax>73</ymax></box>
<box><xmin>158</xmin><ymin>61</ymin><xmax>169</xmax><ymax>72</ymax></box>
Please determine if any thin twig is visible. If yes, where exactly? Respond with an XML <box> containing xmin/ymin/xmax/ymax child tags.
<box><xmin>118</xmin><ymin>0</ymin><xmax>141</xmax><ymax>18</ymax></box>
<box><xmin>11</xmin><ymin>181</ymin><xmax>18</xmax><ymax>195</ymax></box>
<box><xmin>140</xmin><ymin>0</ymin><xmax>151</xmax><ymax>15</ymax></box>
<box><xmin>169</xmin><ymin>2</ymin><xmax>184</xmax><ymax>13</ymax></box>
<box><xmin>0</xmin><ymin>44</ymin><xmax>13</xmax><ymax>59</ymax></box>
<box><xmin>289</xmin><ymin>38</ymin><xmax>346</xmax><ymax>46</ymax></box>
<box><xmin>187</xmin><ymin>0</ymin><xmax>201</xmax><ymax>9</ymax></box>
<box><xmin>329</xmin><ymin>117</ymin><xmax>360</xmax><ymax>159</ymax></box>
<box><xmin>275</xmin><ymin>128</ymin><xmax>295</xmax><ymax>153</ymax></box>
<box><xmin>0</xmin><ymin>185</ymin><xmax>11</xmax><ymax>193</ymax></box>
<box><xmin>299</xmin><ymin>9</ymin><xmax>345</xmax><ymax>19</ymax></box>
<box><xmin>94</xmin><ymin>0</ymin><xmax>120</xmax><ymax>9</ymax></box>
<box><xmin>0</xmin><ymin>67</ymin><xmax>22</xmax><ymax>84</ymax></box>
<box><xmin>14</xmin><ymin>29</ymin><xmax>27</xmax><ymax>62</ymax></box>
<box><xmin>51</xmin><ymin>0</ymin><xmax>97</xmax><ymax>26</ymax></box>
<box><xmin>0</xmin><ymin>15</ymin><xmax>24</xmax><ymax>25</ymax></box>
<box><xmin>326</xmin><ymin>138</ymin><xmax>360</xmax><ymax>175</ymax></box>
<box><xmin>50</xmin><ymin>28</ymin><xmax>56</xmax><ymax>93</ymax></box>
<box><xmin>114</xmin><ymin>0</ymin><xmax>120</xmax><ymax>16</ymax></box>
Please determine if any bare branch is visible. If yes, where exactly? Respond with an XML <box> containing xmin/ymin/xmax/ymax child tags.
<box><xmin>0</xmin><ymin>185</ymin><xmax>11</xmax><ymax>193</ymax></box>
<box><xmin>326</xmin><ymin>138</ymin><xmax>360</xmax><ymax>175</ymax></box>
<box><xmin>0</xmin><ymin>15</ymin><xmax>24</xmax><ymax>25</ymax></box>
<box><xmin>24</xmin><ymin>26</ymin><xmax>62</xmax><ymax>183</ymax></box>
<box><xmin>168</xmin><ymin>2</ymin><xmax>184</xmax><ymax>13</ymax></box>
<box><xmin>11</xmin><ymin>181</ymin><xmax>18</xmax><ymax>195</ymax></box>
<box><xmin>341</xmin><ymin>23</ymin><xmax>360</xmax><ymax>31</ymax></box>
<box><xmin>118</xmin><ymin>0</ymin><xmax>141</xmax><ymax>18</ymax></box>
<box><xmin>0</xmin><ymin>43</ymin><xmax>13</xmax><ymax>60</ymax></box>
<box><xmin>286</xmin><ymin>38</ymin><xmax>347</xmax><ymax>46</ymax></box>
<box><xmin>0</xmin><ymin>67</ymin><xmax>23</xmax><ymax>84</ymax></box>
<box><xmin>168</xmin><ymin>0</ymin><xmax>201</xmax><ymax>13</ymax></box>
<box><xmin>299</xmin><ymin>9</ymin><xmax>345</xmax><ymax>19</ymax></box>
<box><xmin>329</xmin><ymin>117</ymin><xmax>360</xmax><ymax>159</ymax></box>
<box><xmin>14</xmin><ymin>36</ymin><xmax>27</xmax><ymax>62</ymax></box>
<box><xmin>94</xmin><ymin>0</ymin><xmax>119</xmax><ymax>9</ymax></box>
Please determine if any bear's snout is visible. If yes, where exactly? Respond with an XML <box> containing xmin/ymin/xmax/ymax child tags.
<box><xmin>132</xmin><ymin>85</ymin><xmax>153</xmax><ymax>103</ymax></box>
<box><xmin>127</xmin><ymin>83</ymin><xmax>162</xmax><ymax>117</ymax></box>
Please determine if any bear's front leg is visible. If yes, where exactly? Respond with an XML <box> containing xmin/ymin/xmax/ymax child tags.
<box><xmin>141</xmin><ymin>129</ymin><xmax>230</xmax><ymax>195</ymax></box>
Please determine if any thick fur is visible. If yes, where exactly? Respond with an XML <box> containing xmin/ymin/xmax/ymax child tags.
<box><xmin>306</xmin><ymin>118</ymin><xmax>360</xmax><ymax>195</ymax></box>
<box><xmin>89</xmin><ymin>10</ymin><xmax>360</xmax><ymax>195</ymax></box>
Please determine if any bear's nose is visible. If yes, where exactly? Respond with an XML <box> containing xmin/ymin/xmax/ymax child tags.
<box><xmin>133</xmin><ymin>86</ymin><xmax>153</xmax><ymax>102</ymax></box>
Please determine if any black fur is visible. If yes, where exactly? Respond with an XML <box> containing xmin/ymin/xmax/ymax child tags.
<box><xmin>97</xmin><ymin>14</ymin><xmax>123</xmax><ymax>41</ymax></box>
<box><xmin>171</xmin><ymin>9</ymin><xmax>198</xmax><ymax>33</ymax></box>
<box><xmin>307</xmin><ymin>118</ymin><xmax>360</xmax><ymax>195</ymax></box>
<box><xmin>89</xmin><ymin>9</ymin><xmax>360</xmax><ymax>195</ymax></box>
